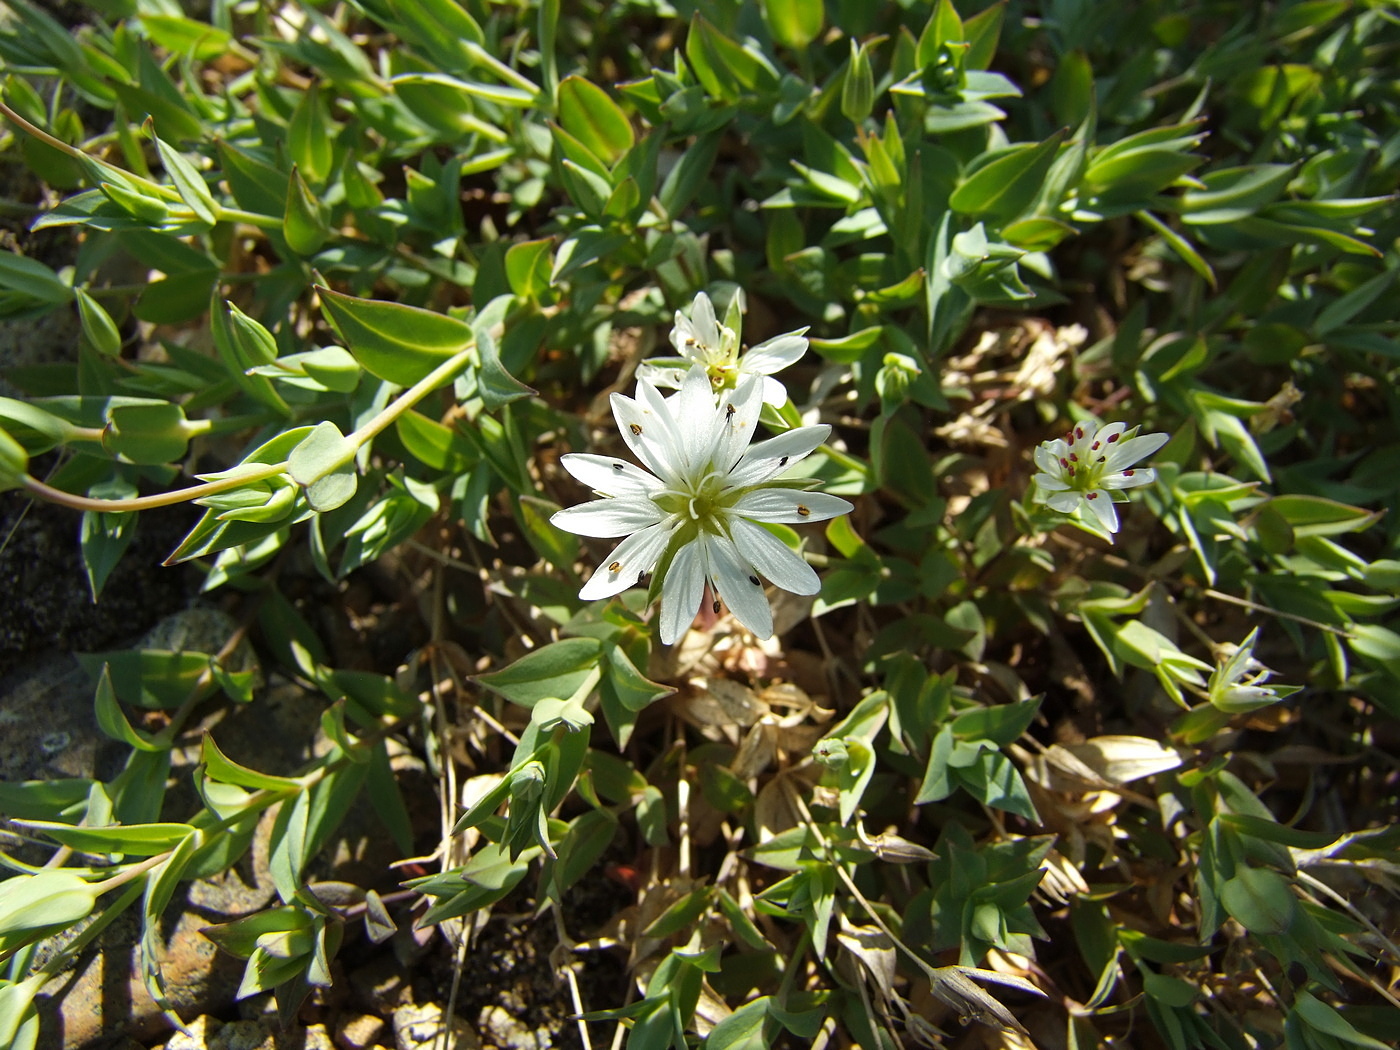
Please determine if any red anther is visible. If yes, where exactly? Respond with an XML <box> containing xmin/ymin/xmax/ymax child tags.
<box><xmin>1075</xmin><ymin>426</ymin><xmax>1085</xmax><ymax>440</ymax></box>
<box><xmin>1060</xmin><ymin>458</ymin><xmax>1069</xmax><ymax>469</ymax></box>
<box><xmin>1092</xmin><ymin>441</ymin><xmax>1101</xmax><ymax>451</ymax></box>
<box><xmin>1069</xmin><ymin>453</ymin><xmax>1078</xmax><ymax>462</ymax></box>
<box><xmin>1107</xmin><ymin>433</ymin><xmax>1121</xmax><ymax>443</ymax></box>
<box><xmin>1087</xmin><ymin>492</ymin><xmax>1098</xmax><ymax>499</ymax></box>
<box><xmin>1124</xmin><ymin>469</ymin><xmax>1135</xmax><ymax>476</ymax></box>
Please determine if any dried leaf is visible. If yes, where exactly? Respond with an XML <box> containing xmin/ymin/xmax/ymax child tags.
<box><xmin>1061</xmin><ymin>735</ymin><xmax>1183</xmax><ymax>785</ymax></box>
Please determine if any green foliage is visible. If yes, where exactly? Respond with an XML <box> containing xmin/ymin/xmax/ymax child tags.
<box><xmin>2</xmin><ymin>1</ymin><xmax>1399</xmax><ymax>1047</ymax></box>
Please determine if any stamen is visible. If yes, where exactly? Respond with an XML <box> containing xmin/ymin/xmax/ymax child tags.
<box><xmin>748</xmin><ymin>575</ymin><xmax>760</xmax><ymax>586</ymax></box>
<box><xmin>609</xmin><ymin>561</ymin><xmax>622</xmax><ymax>572</ymax></box>
<box><xmin>726</xmin><ymin>403</ymin><xmax>736</xmax><ymax>418</ymax></box>
<box><xmin>1123</xmin><ymin>469</ymin><xmax>1135</xmax><ymax>476</ymax></box>
<box><xmin>1107</xmin><ymin>433</ymin><xmax>1120</xmax><ymax>443</ymax></box>
<box><xmin>1075</xmin><ymin>426</ymin><xmax>1085</xmax><ymax>440</ymax></box>
<box><xmin>612</xmin><ymin>462</ymin><xmax>624</xmax><ymax>471</ymax></box>
<box><xmin>797</xmin><ymin>504</ymin><xmax>811</xmax><ymax>517</ymax></box>
<box><xmin>712</xmin><ymin>599</ymin><xmax>721</xmax><ymax>614</ymax></box>
<box><xmin>778</xmin><ymin>456</ymin><xmax>789</xmax><ymax>466</ymax></box>
<box><xmin>1087</xmin><ymin>492</ymin><xmax>1098</xmax><ymax>500</ymax></box>
<box><xmin>629</xmin><ymin>423</ymin><xmax>643</xmax><ymax>436</ymax></box>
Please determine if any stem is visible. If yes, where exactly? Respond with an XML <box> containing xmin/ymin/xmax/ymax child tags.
<box><xmin>22</xmin><ymin>461</ymin><xmax>288</xmax><ymax>512</ymax></box>
<box><xmin>20</xmin><ymin>344</ymin><xmax>477</xmax><ymax>514</ymax></box>
<box><xmin>1204</xmin><ymin>588</ymin><xmax>1352</xmax><ymax>637</ymax></box>
<box><xmin>347</xmin><ymin>344</ymin><xmax>478</xmax><ymax>446</ymax></box>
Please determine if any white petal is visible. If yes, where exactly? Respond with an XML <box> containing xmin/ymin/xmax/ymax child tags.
<box><xmin>1033</xmin><ymin>444</ymin><xmax>1062</xmax><ymax>474</ymax></box>
<box><xmin>731</xmin><ymin>489</ymin><xmax>852</xmax><ymax>523</ymax></box>
<box><xmin>578</xmin><ymin>520</ymin><xmax>676</xmax><ymax>600</ymax></box>
<box><xmin>729</xmin><ymin>518</ymin><xmax>820</xmax><ymax>595</ymax></box>
<box><xmin>1084</xmin><ymin>491</ymin><xmax>1119</xmax><ymax>532</ymax></box>
<box><xmin>706</xmin><ymin>531</ymin><xmax>773</xmax><ymax>639</ymax></box>
<box><xmin>1045</xmin><ymin>491</ymin><xmax>1082</xmax><ymax>514</ymax></box>
<box><xmin>1104</xmin><ymin>431</ymin><xmax>1168</xmax><ymax>472</ymax></box>
<box><xmin>760</xmin><ymin>375</ymin><xmax>788</xmax><ymax>407</ymax></box>
<box><xmin>1102</xmin><ymin>466</ymin><xmax>1156</xmax><ymax>490</ymax></box>
<box><xmin>659</xmin><ymin>539</ymin><xmax>706</xmax><ymax>645</ymax></box>
<box><xmin>551</xmin><ymin>497</ymin><xmax>663</xmax><ymax>538</ymax></box>
<box><xmin>691</xmin><ymin>292</ymin><xmax>721</xmax><ymax>347</ymax></box>
<box><xmin>610</xmin><ymin>389</ymin><xmax>683</xmax><ymax>485</ymax></box>
<box><xmin>674</xmin><ymin>365</ymin><xmax>721</xmax><ymax>475</ymax></box>
<box><xmin>636</xmin><ymin>377</ymin><xmax>693</xmax><ymax>476</ymax></box>
<box><xmin>635</xmin><ymin>361</ymin><xmax>689</xmax><ymax>391</ymax></box>
<box><xmin>560</xmin><ymin>453</ymin><xmax>662</xmax><ymax>498</ymax></box>
<box><xmin>712</xmin><ymin>377</ymin><xmax>765</xmax><ymax>474</ymax></box>
<box><xmin>742</xmin><ymin>331</ymin><xmax>808</xmax><ymax>375</ymax></box>
<box><xmin>727</xmin><ymin>424</ymin><xmax>831</xmax><ymax>487</ymax></box>
<box><xmin>1032</xmin><ymin>473</ymin><xmax>1070</xmax><ymax>494</ymax></box>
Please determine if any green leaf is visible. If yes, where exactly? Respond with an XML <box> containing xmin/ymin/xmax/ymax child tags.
<box><xmin>601</xmin><ymin>644</ymin><xmax>673</xmax><ymax>713</ymax></box>
<box><xmin>0</xmin><ymin>871</ymin><xmax>96</xmax><ymax>938</ymax></box>
<box><xmin>153</xmin><ymin>134</ymin><xmax>218</xmax><ymax>225</ymax></box>
<box><xmin>77</xmin><ymin>649</ymin><xmax>215</xmax><ymax>709</ymax></box>
<box><xmin>317</xmin><ymin>288</ymin><xmax>473</xmax><ymax>387</ymax></box>
<box><xmin>474</xmin><ymin>637</ymin><xmax>604</xmax><ymax>708</ymax></box>
<box><xmin>474</xmin><ymin>328</ymin><xmax>536</xmax><ymax>411</ymax></box>
<box><xmin>201</xmin><ymin>735</ymin><xmax>302</xmax><ymax>793</ymax></box>
<box><xmin>210</xmin><ymin>298</ymin><xmax>290</xmax><ymax>415</ymax></box>
<box><xmin>13</xmin><ymin>819</ymin><xmax>196</xmax><ymax>855</ymax></box>
<box><xmin>139</xmin><ymin>14</ymin><xmax>233</xmax><ymax>61</ymax></box>
<box><xmin>74</xmin><ymin>287</ymin><xmax>122</xmax><ymax>356</ymax></box>
<box><xmin>103</xmin><ymin>401</ymin><xmax>189</xmax><ymax>464</ymax></box>
<box><xmin>0</xmin><ymin>250</ymin><xmax>73</xmax><ymax>306</ymax></box>
<box><xmin>288</xmin><ymin>420</ymin><xmax>358</xmax><ymax>512</ymax></box>
<box><xmin>505</xmin><ymin>237</ymin><xmax>554</xmax><ymax>300</ymax></box>
<box><xmin>1291</xmin><ymin>992</ymin><xmax>1393</xmax><ymax>1050</ymax></box>
<box><xmin>284</xmin><ymin>166</ymin><xmax>330</xmax><ymax>256</ymax></box>
<box><xmin>287</xmin><ymin>84</ymin><xmax>333</xmax><ymax>187</ymax></box>
<box><xmin>1179</xmin><ymin>164</ymin><xmax>1294</xmax><ymax>224</ymax></box>
<box><xmin>94</xmin><ymin>664</ymin><xmax>166</xmax><ymax>752</ymax></box>
<box><xmin>950</xmin><ymin>129</ymin><xmax>1067</xmax><ymax>223</ymax></box>
<box><xmin>557</xmin><ymin>75</ymin><xmax>634</xmax><ymax>167</ymax></box>
<box><xmin>842</xmin><ymin>39</ymin><xmax>876</xmax><ymax>125</ymax></box>
<box><xmin>1221</xmin><ymin>866</ymin><xmax>1296</xmax><ymax>935</ymax></box>
<box><xmin>761</xmin><ymin>0</ymin><xmax>822</xmax><ymax>49</ymax></box>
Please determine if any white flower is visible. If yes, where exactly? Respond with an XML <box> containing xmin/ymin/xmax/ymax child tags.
<box><xmin>1031</xmin><ymin>419</ymin><xmax>1168</xmax><ymax>534</ymax></box>
<box><xmin>551</xmin><ymin>365</ymin><xmax>852</xmax><ymax>644</ymax></box>
<box><xmin>1208</xmin><ymin>628</ymin><xmax>1292</xmax><ymax>713</ymax></box>
<box><xmin>636</xmin><ymin>291</ymin><xmax>809</xmax><ymax>406</ymax></box>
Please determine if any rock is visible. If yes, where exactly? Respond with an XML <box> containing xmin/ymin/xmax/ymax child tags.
<box><xmin>392</xmin><ymin>1003</ymin><xmax>480</xmax><ymax>1050</ymax></box>
<box><xmin>333</xmin><ymin>1012</ymin><xmax>388</xmax><ymax>1050</ymax></box>
<box><xmin>160</xmin><ymin>1015</ymin><xmax>334</xmax><ymax>1050</ymax></box>
<box><xmin>476</xmin><ymin>1004</ymin><xmax>550</xmax><ymax>1050</ymax></box>
<box><xmin>349</xmin><ymin>954</ymin><xmax>413</xmax><ymax>1015</ymax></box>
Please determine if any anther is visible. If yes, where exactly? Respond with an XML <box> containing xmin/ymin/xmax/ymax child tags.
<box><xmin>797</xmin><ymin>504</ymin><xmax>811</xmax><ymax>517</ymax></box>
<box><xmin>748</xmin><ymin>575</ymin><xmax>760</xmax><ymax>586</ymax></box>
<box><xmin>609</xmin><ymin>561</ymin><xmax>622</xmax><ymax>572</ymax></box>
<box><xmin>1123</xmin><ymin>469</ymin><xmax>1135</xmax><ymax>476</ymax></box>
<box><xmin>1086</xmin><ymin>492</ymin><xmax>1098</xmax><ymax>499</ymax></box>
<box><xmin>726</xmin><ymin>403</ymin><xmax>736</xmax><ymax>418</ymax></box>
<box><xmin>1107</xmin><ymin>433</ymin><xmax>1120</xmax><ymax>443</ymax></box>
<box><xmin>612</xmin><ymin>462</ymin><xmax>624</xmax><ymax>471</ymax></box>
<box><xmin>1075</xmin><ymin>426</ymin><xmax>1085</xmax><ymax>440</ymax></box>
<box><xmin>629</xmin><ymin>423</ymin><xmax>642</xmax><ymax>436</ymax></box>
<box><xmin>778</xmin><ymin>456</ymin><xmax>789</xmax><ymax>466</ymax></box>
<box><xmin>712</xmin><ymin>599</ymin><xmax>721</xmax><ymax>614</ymax></box>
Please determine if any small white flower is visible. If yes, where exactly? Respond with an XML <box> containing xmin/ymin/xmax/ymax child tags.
<box><xmin>1031</xmin><ymin>419</ymin><xmax>1168</xmax><ymax>534</ymax></box>
<box><xmin>636</xmin><ymin>291</ymin><xmax>809</xmax><ymax>406</ymax></box>
<box><xmin>1208</xmin><ymin>628</ymin><xmax>1293</xmax><ymax>713</ymax></box>
<box><xmin>551</xmin><ymin>365</ymin><xmax>852</xmax><ymax>644</ymax></box>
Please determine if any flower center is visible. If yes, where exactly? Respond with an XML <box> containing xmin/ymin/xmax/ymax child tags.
<box><xmin>654</xmin><ymin>469</ymin><xmax>730</xmax><ymax>526</ymax></box>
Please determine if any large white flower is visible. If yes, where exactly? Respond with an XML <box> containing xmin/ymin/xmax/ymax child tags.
<box><xmin>636</xmin><ymin>291</ymin><xmax>809</xmax><ymax>406</ymax></box>
<box><xmin>551</xmin><ymin>366</ymin><xmax>851</xmax><ymax>644</ymax></box>
<box><xmin>1031</xmin><ymin>419</ymin><xmax>1168</xmax><ymax>534</ymax></box>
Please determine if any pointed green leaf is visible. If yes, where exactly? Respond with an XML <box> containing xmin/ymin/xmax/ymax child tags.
<box><xmin>153</xmin><ymin>134</ymin><xmax>218</xmax><ymax>225</ymax></box>
<box><xmin>558</xmin><ymin>75</ymin><xmax>634</xmax><ymax>167</ymax></box>
<box><xmin>761</xmin><ymin>0</ymin><xmax>822</xmax><ymax>50</ymax></box>
<box><xmin>950</xmin><ymin>129</ymin><xmax>1067</xmax><ymax>222</ymax></box>
<box><xmin>284</xmin><ymin>166</ymin><xmax>329</xmax><ymax>256</ymax></box>
<box><xmin>317</xmin><ymin>288</ymin><xmax>474</xmax><ymax>387</ymax></box>
<box><xmin>475</xmin><ymin>638</ymin><xmax>603</xmax><ymax>708</ymax></box>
